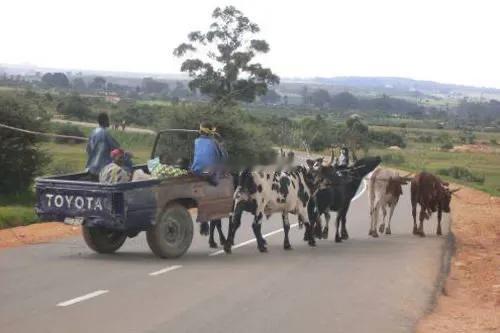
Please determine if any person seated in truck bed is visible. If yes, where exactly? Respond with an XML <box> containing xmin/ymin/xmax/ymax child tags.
<box><xmin>190</xmin><ymin>121</ymin><xmax>228</xmax><ymax>185</ymax></box>
<box><xmin>86</xmin><ymin>113</ymin><xmax>122</xmax><ymax>179</ymax></box>
<box><xmin>99</xmin><ymin>148</ymin><xmax>131</xmax><ymax>184</ymax></box>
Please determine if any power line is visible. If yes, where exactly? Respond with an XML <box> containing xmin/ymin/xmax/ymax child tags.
<box><xmin>0</xmin><ymin>122</ymin><xmax>88</xmax><ymax>141</ymax></box>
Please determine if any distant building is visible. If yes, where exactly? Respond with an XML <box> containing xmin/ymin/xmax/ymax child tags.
<box><xmin>105</xmin><ymin>93</ymin><xmax>121</xmax><ymax>104</ymax></box>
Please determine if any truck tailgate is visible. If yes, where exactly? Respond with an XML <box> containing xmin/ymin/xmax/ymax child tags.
<box><xmin>36</xmin><ymin>181</ymin><xmax>123</xmax><ymax>224</ymax></box>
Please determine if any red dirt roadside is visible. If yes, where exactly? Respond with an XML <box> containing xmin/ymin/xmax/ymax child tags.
<box><xmin>0</xmin><ymin>222</ymin><xmax>81</xmax><ymax>249</ymax></box>
<box><xmin>417</xmin><ymin>187</ymin><xmax>499</xmax><ymax>332</ymax></box>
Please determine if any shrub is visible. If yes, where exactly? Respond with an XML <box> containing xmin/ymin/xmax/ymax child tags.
<box><xmin>381</xmin><ymin>153</ymin><xmax>405</xmax><ymax>165</ymax></box>
<box><xmin>415</xmin><ymin>135</ymin><xmax>432</xmax><ymax>143</ymax></box>
<box><xmin>490</xmin><ymin>138</ymin><xmax>498</xmax><ymax>145</ymax></box>
<box><xmin>53</xmin><ymin>123</ymin><xmax>86</xmax><ymax>144</ymax></box>
<box><xmin>437</xmin><ymin>166</ymin><xmax>485</xmax><ymax>184</ymax></box>
<box><xmin>369</xmin><ymin>131</ymin><xmax>406</xmax><ymax>148</ymax></box>
<box><xmin>0</xmin><ymin>95</ymin><xmax>50</xmax><ymax>195</ymax></box>
<box><xmin>56</xmin><ymin>93</ymin><xmax>92</xmax><ymax>120</ymax></box>
<box><xmin>440</xmin><ymin>142</ymin><xmax>454</xmax><ymax>150</ymax></box>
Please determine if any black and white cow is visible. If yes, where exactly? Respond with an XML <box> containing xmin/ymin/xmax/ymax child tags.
<box><xmin>224</xmin><ymin>165</ymin><xmax>321</xmax><ymax>253</ymax></box>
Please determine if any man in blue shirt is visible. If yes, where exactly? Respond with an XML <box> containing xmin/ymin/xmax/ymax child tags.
<box><xmin>86</xmin><ymin>113</ymin><xmax>120</xmax><ymax>178</ymax></box>
<box><xmin>191</xmin><ymin>121</ymin><xmax>228</xmax><ymax>239</ymax></box>
<box><xmin>190</xmin><ymin>121</ymin><xmax>227</xmax><ymax>183</ymax></box>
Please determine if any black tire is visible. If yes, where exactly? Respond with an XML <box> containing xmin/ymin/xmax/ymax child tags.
<box><xmin>147</xmin><ymin>204</ymin><xmax>193</xmax><ymax>259</ymax></box>
<box><xmin>82</xmin><ymin>226</ymin><xmax>127</xmax><ymax>254</ymax></box>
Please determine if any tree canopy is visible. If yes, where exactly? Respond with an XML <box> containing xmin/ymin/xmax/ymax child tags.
<box><xmin>173</xmin><ymin>6</ymin><xmax>279</xmax><ymax>106</ymax></box>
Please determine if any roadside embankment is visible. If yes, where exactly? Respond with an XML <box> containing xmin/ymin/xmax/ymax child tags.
<box><xmin>417</xmin><ymin>186</ymin><xmax>499</xmax><ymax>332</ymax></box>
<box><xmin>0</xmin><ymin>222</ymin><xmax>80</xmax><ymax>249</ymax></box>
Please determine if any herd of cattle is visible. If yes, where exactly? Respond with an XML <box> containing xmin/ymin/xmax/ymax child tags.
<box><xmin>206</xmin><ymin>150</ymin><xmax>460</xmax><ymax>254</ymax></box>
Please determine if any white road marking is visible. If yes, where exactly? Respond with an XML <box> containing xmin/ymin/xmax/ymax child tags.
<box><xmin>57</xmin><ymin>290</ymin><xmax>109</xmax><ymax>307</ymax></box>
<box><xmin>149</xmin><ymin>265</ymin><xmax>182</xmax><ymax>276</ymax></box>
<box><xmin>209</xmin><ymin>178</ymin><xmax>368</xmax><ymax>257</ymax></box>
<box><xmin>209</xmin><ymin>223</ymin><xmax>299</xmax><ymax>256</ymax></box>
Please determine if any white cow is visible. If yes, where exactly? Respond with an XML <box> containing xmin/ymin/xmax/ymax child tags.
<box><xmin>368</xmin><ymin>167</ymin><xmax>410</xmax><ymax>237</ymax></box>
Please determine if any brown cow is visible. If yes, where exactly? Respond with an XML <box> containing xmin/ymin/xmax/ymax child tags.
<box><xmin>410</xmin><ymin>172</ymin><xmax>459</xmax><ymax>237</ymax></box>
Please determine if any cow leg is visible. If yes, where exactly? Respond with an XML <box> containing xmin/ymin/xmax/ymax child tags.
<box><xmin>224</xmin><ymin>203</ymin><xmax>244</xmax><ymax>253</ymax></box>
<box><xmin>208</xmin><ymin>220</ymin><xmax>218</xmax><ymax>248</ymax></box>
<box><xmin>214</xmin><ymin>219</ymin><xmax>226</xmax><ymax>246</ymax></box>
<box><xmin>386</xmin><ymin>204</ymin><xmax>396</xmax><ymax>235</ymax></box>
<box><xmin>370</xmin><ymin>202</ymin><xmax>380</xmax><ymax>238</ymax></box>
<box><xmin>379</xmin><ymin>205</ymin><xmax>387</xmax><ymax>234</ymax></box>
<box><xmin>200</xmin><ymin>221</ymin><xmax>209</xmax><ymax>236</ymax></box>
<box><xmin>282</xmin><ymin>213</ymin><xmax>292</xmax><ymax>250</ymax></box>
<box><xmin>252</xmin><ymin>212</ymin><xmax>267</xmax><ymax>253</ymax></box>
<box><xmin>314</xmin><ymin>214</ymin><xmax>323</xmax><ymax>239</ymax></box>
<box><xmin>322</xmin><ymin>211</ymin><xmax>330</xmax><ymax>239</ymax></box>
<box><xmin>412</xmin><ymin>203</ymin><xmax>418</xmax><ymax>235</ymax></box>
<box><xmin>418</xmin><ymin>208</ymin><xmax>426</xmax><ymax>237</ymax></box>
<box><xmin>335</xmin><ymin>214</ymin><xmax>342</xmax><ymax>243</ymax></box>
<box><xmin>436</xmin><ymin>208</ymin><xmax>443</xmax><ymax>236</ymax></box>
<box><xmin>340</xmin><ymin>202</ymin><xmax>351</xmax><ymax>240</ymax></box>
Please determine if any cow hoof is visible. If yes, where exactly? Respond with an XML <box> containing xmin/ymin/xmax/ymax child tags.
<box><xmin>412</xmin><ymin>227</ymin><xmax>418</xmax><ymax>235</ymax></box>
<box><xmin>209</xmin><ymin>241</ymin><xmax>218</xmax><ymax>249</ymax></box>
<box><xmin>303</xmin><ymin>233</ymin><xmax>309</xmax><ymax>242</ymax></box>
<box><xmin>335</xmin><ymin>237</ymin><xmax>342</xmax><ymax>243</ymax></box>
<box><xmin>258</xmin><ymin>245</ymin><xmax>268</xmax><ymax>253</ymax></box>
<box><xmin>436</xmin><ymin>230</ymin><xmax>442</xmax><ymax>236</ymax></box>
<box><xmin>419</xmin><ymin>232</ymin><xmax>426</xmax><ymax>237</ymax></box>
<box><xmin>385</xmin><ymin>229</ymin><xmax>391</xmax><ymax>235</ymax></box>
<box><xmin>341</xmin><ymin>233</ymin><xmax>349</xmax><ymax>240</ymax></box>
<box><xmin>308</xmin><ymin>240</ymin><xmax>316</xmax><ymax>247</ymax></box>
<box><xmin>372</xmin><ymin>232</ymin><xmax>379</xmax><ymax>238</ymax></box>
<box><xmin>284</xmin><ymin>243</ymin><xmax>292</xmax><ymax>250</ymax></box>
<box><xmin>322</xmin><ymin>230</ymin><xmax>329</xmax><ymax>239</ymax></box>
<box><xmin>379</xmin><ymin>224</ymin><xmax>385</xmax><ymax>233</ymax></box>
<box><xmin>223</xmin><ymin>245</ymin><xmax>232</xmax><ymax>254</ymax></box>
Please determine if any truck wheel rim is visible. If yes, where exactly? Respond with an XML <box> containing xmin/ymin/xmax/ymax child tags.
<box><xmin>163</xmin><ymin>216</ymin><xmax>182</xmax><ymax>244</ymax></box>
<box><xmin>103</xmin><ymin>230</ymin><xmax>124</xmax><ymax>243</ymax></box>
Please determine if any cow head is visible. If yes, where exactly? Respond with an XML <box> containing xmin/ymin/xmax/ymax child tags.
<box><xmin>437</xmin><ymin>182</ymin><xmax>460</xmax><ymax>213</ymax></box>
<box><xmin>305</xmin><ymin>158</ymin><xmax>324</xmax><ymax>171</ymax></box>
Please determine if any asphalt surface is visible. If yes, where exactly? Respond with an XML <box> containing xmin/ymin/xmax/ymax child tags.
<box><xmin>0</xmin><ymin>183</ymin><xmax>450</xmax><ymax>333</ymax></box>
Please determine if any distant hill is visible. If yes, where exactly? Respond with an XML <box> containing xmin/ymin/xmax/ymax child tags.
<box><xmin>285</xmin><ymin>76</ymin><xmax>500</xmax><ymax>96</ymax></box>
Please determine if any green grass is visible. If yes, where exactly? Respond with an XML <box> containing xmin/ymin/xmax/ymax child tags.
<box><xmin>0</xmin><ymin>192</ymin><xmax>38</xmax><ymax>229</ymax></box>
<box><xmin>370</xmin><ymin>142</ymin><xmax>500</xmax><ymax>196</ymax></box>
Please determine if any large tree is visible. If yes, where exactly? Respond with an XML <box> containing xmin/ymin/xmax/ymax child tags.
<box><xmin>173</xmin><ymin>6</ymin><xmax>279</xmax><ymax>106</ymax></box>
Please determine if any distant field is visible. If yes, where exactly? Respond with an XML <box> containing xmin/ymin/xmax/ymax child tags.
<box><xmin>371</xmin><ymin>125</ymin><xmax>500</xmax><ymax>142</ymax></box>
<box><xmin>137</xmin><ymin>100</ymin><xmax>172</xmax><ymax>107</ymax></box>
<box><xmin>370</xmin><ymin>142</ymin><xmax>500</xmax><ymax>196</ymax></box>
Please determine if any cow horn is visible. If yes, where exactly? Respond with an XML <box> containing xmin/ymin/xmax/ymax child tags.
<box><xmin>450</xmin><ymin>188</ymin><xmax>461</xmax><ymax>194</ymax></box>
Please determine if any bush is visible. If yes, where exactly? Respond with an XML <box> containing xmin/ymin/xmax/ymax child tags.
<box><xmin>381</xmin><ymin>153</ymin><xmax>405</xmax><ymax>165</ymax></box>
<box><xmin>0</xmin><ymin>95</ymin><xmax>50</xmax><ymax>195</ymax></box>
<box><xmin>437</xmin><ymin>166</ymin><xmax>484</xmax><ymax>184</ymax></box>
<box><xmin>53</xmin><ymin>123</ymin><xmax>86</xmax><ymax>144</ymax></box>
<box><xmin>56</xmin><ymin>93</ymin><xmax>92</xmax><ymax>120</ymax></box>
<box><xmin>369</xmin><ymin>131</ymin><xmax>406</xmax><ymax>148</ymax></box>
<box><xmin>490</xmin><ymin>138</ymin><xmax>498</xmax><ymax>145</ymax></box>
<box><xmin>415</xmin><ymin>135</ymin><xmax>433</xmax><ymax>143</ymax></box>
<box><xmin>440</xmin><ymin>142</ymin><xmax>454</xmax><ymax>150</ymax></box>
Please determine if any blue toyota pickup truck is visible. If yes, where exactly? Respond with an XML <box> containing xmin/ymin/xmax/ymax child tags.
<box><xmin>35</xmin><ymin>129</ymin><xmax>234</xmax><ymax>258</ymax></box>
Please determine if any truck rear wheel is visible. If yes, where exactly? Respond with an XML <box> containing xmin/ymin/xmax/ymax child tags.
<box><xmin>147</xmin><ymin>204</ymin><xmax>193</xmax><ymax>258</ymax></box>
<box><xmin>82</xmin><ymin>226</ymin><xmax>127</xmax><ymax>254</ymax></box>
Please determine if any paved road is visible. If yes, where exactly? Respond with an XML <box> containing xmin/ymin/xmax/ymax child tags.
<box><xmin>0</xmin><ymin>184</ymin><xmax>450</xmax><ymax>333</ymax></box>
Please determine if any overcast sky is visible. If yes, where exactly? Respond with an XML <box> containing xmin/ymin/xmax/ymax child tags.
<box><xmin>2</xmin><ymin>0</ymin><xmax>500</xmax><ymax>88</ymax></box>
